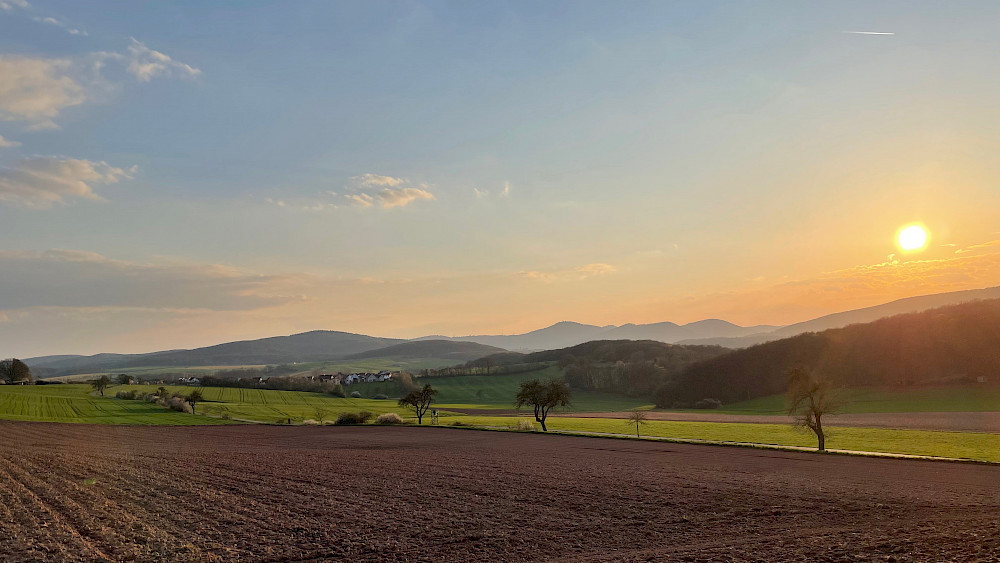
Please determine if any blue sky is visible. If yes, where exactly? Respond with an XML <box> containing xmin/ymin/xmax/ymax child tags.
<box><xmin>1</xmin><ymin>1</ymin><xmax>999</xmax><ymax>356</ymax></box>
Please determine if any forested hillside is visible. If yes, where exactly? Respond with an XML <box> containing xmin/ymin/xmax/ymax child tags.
<box><xmin>658</xmin><ymin>299</ymin><xmax>1000</xmax><ymax>406</ymax></box>
<box><xmin>473</xmin><ymin>340</ymin><xmax>728</xmax><ymax>397</ymax></box>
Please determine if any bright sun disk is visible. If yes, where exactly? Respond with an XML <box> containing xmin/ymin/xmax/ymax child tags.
<box><xmin>897</xmin><ymin>225</ymin><xmax>928</xmax><ymax>251</ymax></box>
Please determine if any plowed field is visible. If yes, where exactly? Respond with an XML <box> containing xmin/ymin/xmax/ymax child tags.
<box><xmin>1</xmin><ymin>421</ymin><xmax>998</xmax><ymax>562</ymax></box>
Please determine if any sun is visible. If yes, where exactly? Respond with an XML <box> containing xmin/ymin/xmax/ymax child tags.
<box><xmin>897</xmin><ymin>224</ymin><xmax>928</xmax><ymax>252</ymax></box>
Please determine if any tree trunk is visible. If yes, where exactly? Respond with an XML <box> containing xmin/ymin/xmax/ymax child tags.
<box><xmin>815</xmin><ymin>414</ymin><xmax>825</xmax><ymax>451</ymax></box>
<box><xmin>539</xmin><ymin>418</ymin><xmax>547</xmax><ymax>432</ymax></box>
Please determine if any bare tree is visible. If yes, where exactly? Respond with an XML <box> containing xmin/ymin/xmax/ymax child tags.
<box><xmin>91</xmin><ymin>375</ymin><xmax>112</xmax><ymax>396</ymax></box>
<box><xmin>398</xmin><ymin>384</ymin><xmax>437</xmax><ymax>424</ymax></box>
<box><xmin>314</xmin><ymin>407</ymin><xmax>330</xmax><ymax>424</ymax></box>
<box><xmin>0</xmin><ymin>358</ymin><xmax>31</xmax><ymax>385</ymax></box>
<box><xmin>515</xmin><ymin>379</ymin><xmax>571</xmax><ymax>432</ymax></box>
<box><xmin>625</xmin><ymin>408</ymin><xmax>649</xmax><ymax>438</ymax></box>
<box><xmin>786</xmin><ymin>367</ymin><xmax>843</xmax><ymax>451</ymax></box>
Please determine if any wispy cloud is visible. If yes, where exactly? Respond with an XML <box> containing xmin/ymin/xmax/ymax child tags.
<box><xmin>0</xmin><ymin>134</ymin><xmax>20</xmax><ymax>147</ymax></box>
<box><xmin>0</xmin><ymin>41</ymin><xmax>200</xmax><ymax>128</ymax></box>
<box><xmin>0</xmin><ymin>156</ymin><xmax>133</xmax><ymax>208</ymax></box>
<box><xmin>122</xmin><ymin>38</ymin><xmax>200</xmax><ymax>82</ymax></box>
<box><xmin>352</xmin><ymin>173</ymin><xmax>405</xmax><ymax>188</ymax></box>
<box><xmin>472</xmin><ymin>181</ymin><xmax>512</xmax><ymax>200</ymax></box>
<box><xmin>841</xmin><ymin>31</ymin><xmax>895</xmax><ymax>35</ymax></box>
<box><xmin>0</xmin><ymin>0</ymin><xmax>29</xmax><ymax>11</ymax></box>
<box><xmin>344</xmin><ymin>174</ymin><xmax>435</xmax><ymax>209</ymax></box>
<box><xmin>33</xmin><ymin>15</ymin><xmax>86</xmax><ymax>36</ymax></box>
<box><xmin>518</xmin><ymin>263</ymin><xmax>618</xmax><ymax>282</ymax></box>
<box><xmin>0</xmin><ymin>55</ymin><xmax>88</xmax><ymax>129</ymax></box>
<box><xmin>955</xmin><ymin>240</ymin><xmax>1000</xmax><ymax>254</ymax></box>
<box><xmin>576</xmin><ymin>263</ymin><xmax>617</xmax><ymax>278</ymax></box>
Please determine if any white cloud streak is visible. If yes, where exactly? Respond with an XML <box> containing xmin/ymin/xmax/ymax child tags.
<box><xmin>123</xmin><ymin>38</ymin><xmax>201</xmax><ymax>82</ymax></box>
<box><xmin>0</xmin><ymin>134</ymin><xmax>20</xmax><ymax>147</ymax></box>
<box><xmin>0</xmin><ymin>55</ymin><xmax>88</xmax><ymax>129</ymax></box>
<box><xmin>841</xmin><ymin>31</ymin><xmax>895</xmax><ymax>35</ymax></box>
<box><xmin>344</xmin><ymin>174</ymin><xmax>435</xmax><ymax>209</ymax></box>
<box><xmin>32</xmin><ymin>15</ymin><xmax>87</xmax><ymax>36</ymax></box>
<box><xmin>0</xmin><ymin>0</ymin><xmax>29</xmax><ymax>11</ymax></box>
<box><xmin>0</xmin><ymin>41</ymin><xmax>200</xmax><ymax>128</ymax></box>
<box><xmin>0</xmin><ymin>157</ymin><xmax>133</xmax><ymax>208</ymax></box>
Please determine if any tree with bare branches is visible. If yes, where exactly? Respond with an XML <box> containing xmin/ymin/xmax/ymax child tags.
<box><xmin>398</xmin><ymin>384</ymin><xmax>437</xmax><ymax>424</ymax></box>
<box><xmin>786</xmin><ymin>367</ymin><xmax>843</xmax><ymax>451</ymax></box>
<box><xmin>515</xmin><ymin>379</ymin><xmax>571</xmax><ymax>432</ymax></box>
<box><xmin>0</xmin><ymin>358</ymin><xmax>31</xmax><ymax>385</ymax></box>
<box><xmin>625</xmin><ymin>408</ymin><xmax>648</xmax><ymax>438</ymax></box>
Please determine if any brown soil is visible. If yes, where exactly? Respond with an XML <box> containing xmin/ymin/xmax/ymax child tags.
<box><xmin>1</xmin><ymin>421</ymin><xmax>998</xmax><ymax>562</ymax></box>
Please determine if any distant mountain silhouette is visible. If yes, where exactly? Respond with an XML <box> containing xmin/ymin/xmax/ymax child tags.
<box><xmin>27</xmin><ymin>331</ymin><xmax>404</xmax><ymax>376</ymax></box>
<box><xmin>660</xmin><ymin>298</ymin><xmax>1000</xmax><ymax>406</ymax></box>
<box><xmin>422</xmin><ymin>319</ymin><xmax>777</xmax><ymax>351</ymax></box>
<box><xmin>25</xmin><ymin>285</ymin><xmax>1000</xmax><ymax>378</ymax></box>
<box><xmin>678</xmin><ymin>285</ymin><xmax>1000</xmax><ymax>348</ymax></box>
<box><xmin>343</xmin><ymin>340</ymin><xmax>505</xmax><ymax>362</ymax></box>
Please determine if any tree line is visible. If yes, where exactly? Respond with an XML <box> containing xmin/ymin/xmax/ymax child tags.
<box><xmin>656</xmin><ymin>298</ymin><xmax>1000</xmax><ymax>407</ymax></box>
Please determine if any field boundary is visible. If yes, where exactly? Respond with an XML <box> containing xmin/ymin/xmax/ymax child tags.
<box><xmin>423</xmin><ymin>423</ymin><xmax>1000</xmax><ymax>466</ymax></box>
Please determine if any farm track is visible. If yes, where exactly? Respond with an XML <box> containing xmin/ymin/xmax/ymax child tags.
<box><xmin>1</xmin><ymin>421</ymin><xmax>998</xmax><ymax>562</ymax></box>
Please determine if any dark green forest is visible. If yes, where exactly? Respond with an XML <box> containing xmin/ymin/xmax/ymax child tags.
<box><xmin>656</xmin><ymin>299</ymin><xmax>1000</xmax><ymax>407</ymax></box>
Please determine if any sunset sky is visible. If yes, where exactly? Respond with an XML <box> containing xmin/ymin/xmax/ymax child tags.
<box><xmin>1</xmin><ymin>1</ymin><xmax>999</xmax><ymax>357</ymax></box>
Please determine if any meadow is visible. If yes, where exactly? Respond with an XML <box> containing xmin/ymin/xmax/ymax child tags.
<box><xmin>3</xmin><ymin>380</ymin><xmax>998</xmax><ymax>463</ymax></box>
<box><xmin>450</xmin><ymin>415</ymin><xmax>1000</xmax><ymax>463</ymax></box>
<box><xmin>0</xmin><ymin>384</ymin><xmax>228</xmax><ymax>425</ymax></box>
<box><xmin>351</xmin><ymin>367</ymin><xmax>652</xmax><ymax>411</ymax></box>
<box><xmin>713</xmin><ymin>386</ymin><xmax>1000</xmax><ymax>414</ymax></box>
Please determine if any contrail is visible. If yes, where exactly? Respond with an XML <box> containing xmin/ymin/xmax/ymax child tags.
<box><xmin>842</xmin><ymin>31</ymin><xmax>895</xmax><ymax>35</ymax></box>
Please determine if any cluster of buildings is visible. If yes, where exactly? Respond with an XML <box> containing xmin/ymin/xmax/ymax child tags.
<box><xmin>306</xmin><ymin>371</ymin><xmax>394</xmax><ymax>385</ymax></box>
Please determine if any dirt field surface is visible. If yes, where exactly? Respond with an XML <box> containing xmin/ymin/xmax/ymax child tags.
<box><xmin>556</xmin><ymin>411</ymin><xmax>1000</xmax><ymax>433</ymax></box>
<box><xmin>1</xmin><ymin>422</ymin><xmax>998</xmax><ymax>562</ymax></box>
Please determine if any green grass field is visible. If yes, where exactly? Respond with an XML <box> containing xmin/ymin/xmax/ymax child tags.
<box><xmin>454</xmin><ymin>415</ymin><xmax>1000</xmax><ymax>463</ymax></box>
<box><xmin>351</xmin><ymin>367</ymin><xmax>652</xmax><ymax>412</ymax></box>
<box><xmin>115</xmin><ymin>384</ymin><xmax>404</xmax><ymax>423</ymax></box>
<box><xmin>283</xmin><ymin>357</ymin><xmax>469</xmax><ymax>378</ymax></box>
<box><xmin>0</xmin><ymin>384</ymin><xmax>229</xmax><ymax>425</ymax></box>
<box><xmin>3</xmin><ymin>381</ymin><xmax>998</xmax><ymax>463</ymax></box>
<box><xmin>710</xmin><ymin>386</ymin><xmax>1000</xmax><ymax>415</ymax></box>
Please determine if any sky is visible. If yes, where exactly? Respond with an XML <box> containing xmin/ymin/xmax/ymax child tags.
<box><xmin>1</xmin><ymin>1</ymin><xmax>999</xmax><ymax>357</ymax></box>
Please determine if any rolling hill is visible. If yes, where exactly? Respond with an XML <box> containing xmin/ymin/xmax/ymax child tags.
<box><xmin>679</xmin><ymin>285</ymin><xmax>1000</xmax><ymax>348</ymax></box>
<box><xmin>343</xmin><ymin>340</ymin><xmax>505</xmax><ymax>362</ymax></box>
<box><xmin>27</xmin><ymin>331</ymin><xmax>405</xmax><ymax>377</ymax></box>
<box><xmin>424</xmin><ymin>319</ymin><xmax>777</xmax><ymax>351</ymax></box>
<box><xmin>659</xmin><ymin>298</ymin><xmax>1000</xmax><ymax>406</ymax></box>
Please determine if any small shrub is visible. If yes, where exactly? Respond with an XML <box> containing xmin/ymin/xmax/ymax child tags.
<box><xmin>335</xmin><ymin>411</ymin><xmax>374</xmax><ymax>425</ymax></box>
<box><xmin>349</xmin><ymin>391</ymin><xmax>362</xmax><ymax>398</ymax></box>
<box><xmin>375</xmin><ymin>413</ymin><xmax>403</xmax><ymax>425</ymax></box>
<box><xmin>693</xmin><ymin>398</ymin><xmax>722</xmax><ymax>410</ymax></box>
<box><xmin>221</xmin><ymin>412</ymin><xmax>231</xmax><ymax>420</ymax></box>
<box><xmin>162</xmin><ymin>396</ymin><xmax>192</xmax><ymax>414</ymax></box>
<box><xmin>327</xmin><ymin>384</ymin><xmax>346</xmax><ymax>398</ymax></box>
<box><xmin>115</xmin><ymin>390</ymin><xmax>138</xmax><ymax>400</ymax></box>
<box><xmin>450</xmin><ymin>421</ymin><xmax>466</xmax><ymax>427</ymax></box>
<box><xmin>373</xmin><ymin>394</ymin><xmax>389</xmax><ymax>400</ymax></box>
<box><xmin>303</xmin><ymin>419</ymin><xmax>320</xmax><ymax>425</ymax></box>
<box><xmin>514</xmin><ymin>419</ymin><xmax>536</xmax><ymax>432</ymax></box>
